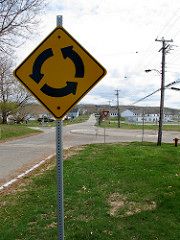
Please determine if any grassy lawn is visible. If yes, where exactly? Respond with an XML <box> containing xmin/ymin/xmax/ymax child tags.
<box><xmin>0</xmin><ymin>124</ymin><xmax>41</xmax><ymax>141</ymax></box>
<box><xmin>99</xmin><ymin>120</ymin><xmax>180</xmax><ymax>131</ymax></box>
<box><xmin>0</xmin><ymin>143</ymin><xmax>180</xmax><ymax>239</ymax></box>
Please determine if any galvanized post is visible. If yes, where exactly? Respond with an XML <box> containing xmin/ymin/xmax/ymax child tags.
<box><xmin>104</xmin><ymin>127</ymin><xmax>106</xmax><ymax>143</ymax></box>
<box><xmin>56</xmin><ymin>15</ymin><xmax>64</xmax><ymax>240</ymax></box>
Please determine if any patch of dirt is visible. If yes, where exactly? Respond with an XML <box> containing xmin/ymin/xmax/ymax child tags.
<box><xmin>108</xmin><ymin>192</ymin><xmax>156</xmax><ymax>217</ymax></box>
<box><xmin>108</xmin><ymin>193</ymin><xmax>127</xmax><ymax>216</ymax></box>
<box><xmin>124</xmin><ymin>200</ymin><xmax>156</xmax><ymax>217</ymax></box>
<box><xmin>33</xmin><ymin>161</ymin><xmax>56</xmax><ymax>177</ymax></box>
<box><xmin>46</xmin><ymin>222</ymin><xmax>57</xmax><ymax>229</ymax></box>
<box><xmin>76</xmin><ymin>214</ymin><xmax>94</xmax><ymax>222</ymax></box>
<box><xmin>63</xmin><ymin>146</ymin><xmax>85</xmax><ymax>160</ymax></box>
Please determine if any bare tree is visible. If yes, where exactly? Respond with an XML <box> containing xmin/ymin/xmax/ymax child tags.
<box><xmin>0</xmin><ymin>56</ymin><xmax>14</xmax><ymax>123</ymax></box>
<box><xmin>11</xmin><ymin>83</ymin><xmax>33</xmax><ymax>123</ymax></box>
<box><xmin>0</xmin><ymin>0</ymin><xmax>46</xmax><ymax>52</ymax></box>
<box><xmin>0</xmin><ymin>1</ymin><xmax>47</xmax><ymax>123</ymax></box>
<box><xmin>0</xmin><ymin>55</ymin><xmax>32</xmax><ymax>123</ymax></box>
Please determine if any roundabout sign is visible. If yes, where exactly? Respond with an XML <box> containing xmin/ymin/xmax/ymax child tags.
<box><xmin>14</xmin><ymin>26</ymin><xmax>106</xmax><ymax>119</ymax></box>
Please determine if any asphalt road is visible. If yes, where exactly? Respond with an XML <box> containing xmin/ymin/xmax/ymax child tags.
<box><xmin>0</xmin><ymin>114</ymin><xmax>179</xmax><ymax>184</ymax></box>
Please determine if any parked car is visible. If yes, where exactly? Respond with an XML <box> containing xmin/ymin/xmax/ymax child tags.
<box><xmin>37</xmin><ymin>117</ymin><xmax>55</xmax><ymax>122</ymax></box>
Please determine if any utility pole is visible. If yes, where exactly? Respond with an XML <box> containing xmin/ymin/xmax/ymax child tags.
<box><xmin>107</xmin><ymin>100</ymin><xmax>111</xmax><ymax>110</ymax></box>
<box><xmin>107</xmin><ymin>100</ymin><xmax>111</xmax><ymax>124</ymax></box>
<box><xmin>155</xmin><ymin>37</ymin><xmax>173</xmax><ymax>146</ymax></box>
<box><xmin>142</xmin><ymin>111</ymin><xmax>145</xmax><ymax>142</ymax></box>
<box><xmin>115</xmin><ymin>90</ymin><xmax>120</xmax><ymax>128</ymax></box>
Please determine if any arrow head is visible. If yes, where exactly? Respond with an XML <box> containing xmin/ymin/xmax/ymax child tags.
<box><xmin>61</xmin><ymin>46</ymin><xmax>84</xmax><ymax>78</ymax></box>
<box><xmin>66</xmin><ymin>81</ymin><xmax>78</xmax><ymax>95</ymax></box>
<box><xmin>29</xmin><ymin>73</ymin><xmax>44</xmax><ymax>83</ymax></box>
<box><xmin>61</xmin><ymin>46</ymin><xmax>73</xmax><ymax>59</ymax></box>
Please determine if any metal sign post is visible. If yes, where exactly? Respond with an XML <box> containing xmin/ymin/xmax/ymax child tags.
<box><xmin>56</xmin><ymin>118</ymin><xmax>64</xmax><ymax>240</ymax></box>
<box><xmin>56</xmin><ymin>15</ymin><xmax>64</xmax><ymax>240</ymax></box>
<box><xmin>13</xmin><ymin>14</ymin><xmax>106</xmax><ymax>240</ymax></box>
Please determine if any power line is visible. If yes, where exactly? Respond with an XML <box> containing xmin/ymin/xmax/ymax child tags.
<box><xmin>157</xmin><ymin>8</ymin><xmax>180</xmax><ymax>37</ymax></box>
<box><xmin>132</xmin><ymin>80</ymin><xmax>180</xmax><ymax>105</ymax></box>
<box><xmin>128</xmin><ymin>7</ymin><xmax>180</xmax><ymax>79</ymax></box>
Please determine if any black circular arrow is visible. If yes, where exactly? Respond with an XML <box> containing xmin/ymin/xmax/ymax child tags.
<box><xmin>61</xmin><ymin>46</ymin><xmax>84</xmax><ymax>78</ymax></box>
<box><xmin>29</xmin><ymin>46</ymin><xmax>84</xmax><ymax>98</ymax></box>
<box><xmin>41</xmin><ymin>81</ymin><xmax>77</xmax><ymax>97</ymax></box>
<box><xmin>29</xmin><ymin>48</ymin><xmax>53</xmax><ymax>83</ymax></box>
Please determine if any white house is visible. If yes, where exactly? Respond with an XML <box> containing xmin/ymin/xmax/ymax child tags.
<box><xmin>68</xmin><ymin>108</ymin><xmax>80</xmax><ymax>119</ymax></box>
<box><xmin>142</xmin><ymin>113</ymin><xmax>159</xmax><ymax>123</ymax></box>
<box><xmin>120</xmin><ymin>109</ymin><xmax>173</xmax><ymax>123</ymax></box>
<box><xmin>109</xmin><ymin>107</ymin><xmax>175</xmax><ymax>123</ymax></box>
<box><xmin>121</xmin><ymin>109</ymin><xmax>137</xmax><ymax>122</ymax></box>
<box><xmin>110</xmin><ymin>112</ymin><xmax>118</xmax><ymax>117</ymax></box>
<box><xmin>110</xmin><ymin>110</ymin><xmax>118</xmax><ymax>117</ymax></box>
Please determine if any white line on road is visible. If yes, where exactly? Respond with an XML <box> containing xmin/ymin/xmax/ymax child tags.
<box><xmin>0</xmin><ymin>153</ymin><xmax>55</xmax><ymax>192</ymax></box>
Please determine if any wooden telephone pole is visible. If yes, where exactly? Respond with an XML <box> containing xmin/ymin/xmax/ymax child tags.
<box><xmin>115</xmin><ymin>90</ymin><xmax>120</xmax><ymax>128</ymax></box>
<box><xmin>155</xmin><ymin>37</ymin><xmax>173</xmax><ymax>146</ymax></box>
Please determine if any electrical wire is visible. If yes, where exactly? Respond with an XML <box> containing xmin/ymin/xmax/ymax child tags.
<box><xmin>132</xmin><ymin>80</ymin><xmax>180</xmax><ymax>105</ymax></box>
<box><xmin>128</xmin><ymin>5</ymin><xmax>180</xmax><ymax>79</ymax></box>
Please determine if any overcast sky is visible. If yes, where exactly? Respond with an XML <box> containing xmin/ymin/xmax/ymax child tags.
<box><xmin>16</xmin><ymin>0</ymin><xmax>180</xmax><ymax>108</ymax></box>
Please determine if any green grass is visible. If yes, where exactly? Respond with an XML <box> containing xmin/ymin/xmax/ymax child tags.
<box><xmin>0</xmin><ymin>124</ymin><xmax>41</xmax><ymax>141</ymax></box>
<box><xmin>100</xmin><ymin>120</ymin><xmax>180</xmax><ymax>131</ymax></box>
<box><xmin>0</xmin><ymin>143</ymin><xmax>180</xmax><ymax>239</ymax></box>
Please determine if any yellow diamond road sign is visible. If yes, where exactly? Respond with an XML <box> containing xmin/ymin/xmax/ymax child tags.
<box><xmin>14</xmin><ymin>27</ymin><xmax>106</xmax><ymax>119</ymax></box>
